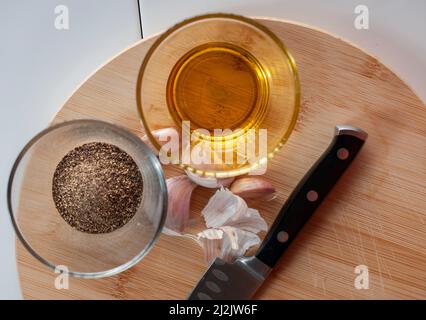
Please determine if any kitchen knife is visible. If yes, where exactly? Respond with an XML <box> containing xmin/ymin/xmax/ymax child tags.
<box><xmin>188</xmin><ymin>125</ymin><xmax>368</xmax><ymax>300</ymax></box>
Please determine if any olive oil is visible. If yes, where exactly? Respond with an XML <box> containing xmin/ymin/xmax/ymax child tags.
<box><xmin>166</xmin><ymin>42</ymin><xmax>270</xmax><ymax>142</ymax></box>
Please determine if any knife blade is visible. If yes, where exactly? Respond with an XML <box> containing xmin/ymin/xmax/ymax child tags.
<box><xmin>188</xmin><ymin>125</ymin><xmax>368</xmax><ymax>300</ymax></box>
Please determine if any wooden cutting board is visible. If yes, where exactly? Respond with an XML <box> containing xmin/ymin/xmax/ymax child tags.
<box><xmin>17</xmin><ymin>18</ymin><xmax>426</xmax><ymax>299</ymax></box>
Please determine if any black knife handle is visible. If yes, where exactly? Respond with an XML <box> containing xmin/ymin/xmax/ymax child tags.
<box><xmin>255</xmin><ymin>125</ymin><xmax>367</xmax><ymax>268</ymax></box>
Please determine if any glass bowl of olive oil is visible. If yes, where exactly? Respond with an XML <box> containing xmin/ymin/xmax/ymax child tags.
<box><xmin>137</xmin><ymin>13</ymin><xmax>300</xmax><ymax>177</ymax></box>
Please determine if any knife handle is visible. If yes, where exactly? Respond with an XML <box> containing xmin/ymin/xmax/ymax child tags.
<box><xmin>255</xmin><ymin>125</ymin><xmax>367</xmax><ymax>268</ymax></box>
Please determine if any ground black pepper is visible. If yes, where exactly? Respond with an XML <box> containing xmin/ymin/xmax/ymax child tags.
<box><xmin>52</xmin><ymin>142</ymin><xmax>143</xmax><ymax>234</ymax></box>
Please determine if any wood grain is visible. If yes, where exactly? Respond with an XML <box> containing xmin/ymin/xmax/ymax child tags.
<box><xmin>17</xmin><ymin>18</ymin><xmax>426</xmax><ymax>299</ymax></box>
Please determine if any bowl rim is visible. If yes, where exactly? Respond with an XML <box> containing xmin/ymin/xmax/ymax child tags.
<box><xmin>7</xmin><ymin>119</ymin><xmax>168</xmax><ymax>278</ymax></box>
<box><xmin>136</xmin><ymin>12</ymin><xmax>301</xmax><ymax>177</ymax></box>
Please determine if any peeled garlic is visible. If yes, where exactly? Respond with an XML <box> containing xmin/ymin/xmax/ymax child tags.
<box><xmin>230</xmin><ymin>176</ymin><xmax>276</xmax><ymax>200</ymax></box>
<box><xmin>164</xmin><ymin>175</ymin><xmax>197</xmax><ymax>232</ymax></box>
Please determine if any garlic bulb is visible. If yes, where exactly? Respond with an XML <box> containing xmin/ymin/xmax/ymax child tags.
<box><xmin>230</xmin><ymin>176</ymin><xmax>276</xmax><ymax>200</ymax></box>
<box><xmin>164</xmin><ymin>175</ymin><xmax>197</xmax><ymax>232</ymax></box>
<box><xmin>185</xmin><ymin>170</ymin><xmax>234</xmax><ymax>188</ymax></box>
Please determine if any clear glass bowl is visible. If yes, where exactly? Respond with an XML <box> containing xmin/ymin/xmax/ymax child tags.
<box><xmin>137</xmin><ymin>13</ymin><xmax>300</xmax><ymax>177</ymax></box>
<box><xmin>7</xmin><ymin>119</ymin><xmax>167</xmax><ymax>278</ymax></box>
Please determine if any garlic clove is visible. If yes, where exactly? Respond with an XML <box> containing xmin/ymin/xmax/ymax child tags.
<box><xmin>197</xmin><ymin>226</ymin><xmax>260</xmax><ymax>264</ymax></box>
<box><xmin>185</xmin><ymin>170</ymin><xmax>234</xmax><ymax>188</ymax></box>
<box><xmin>164</xmin><ymin>175</ymin><xmax>197</xmax><ymax>232</ymax></box>
<box><xmin>230</xmin><ymin>176</ymin><xmax>276</xmax><ymax>200</ymax></box>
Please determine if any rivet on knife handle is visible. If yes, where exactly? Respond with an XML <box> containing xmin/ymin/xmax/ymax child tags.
<box><xmin>255</xmin><ymin>125</ymin><xmax>368</xmax><ymax>268</ymax></box>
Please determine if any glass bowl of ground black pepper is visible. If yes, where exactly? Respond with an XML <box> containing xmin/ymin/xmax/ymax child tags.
<box><xmin>7</xmin><ymin>119</ymin><xmax>167</xmax><ymax>278</ymax></box>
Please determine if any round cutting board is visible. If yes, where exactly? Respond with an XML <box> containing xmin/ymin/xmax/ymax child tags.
<box><xmin>16</xmin><ymin>18</ymin><xmax>426</xmax><ymax>299</ymax></box>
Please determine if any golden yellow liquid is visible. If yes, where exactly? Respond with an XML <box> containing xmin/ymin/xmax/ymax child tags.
<box><xmin>166</xmin><ymin>42</ymin><xmax>269</xmax><ymax>141</ymax></box>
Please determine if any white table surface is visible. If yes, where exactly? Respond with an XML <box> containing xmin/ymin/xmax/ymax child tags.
<box><xmin>0</xmin><ymin>0</ymin><xmax>424</xmax><ymax>299</ymax></box>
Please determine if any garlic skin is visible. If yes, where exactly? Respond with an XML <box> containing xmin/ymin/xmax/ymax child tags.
<box><xmin>197</xmin><ymin>229</ymin><xmax>222</xmax><ymax>264</ymax></box>
<box><xmin>162</xmin><ymin>226</ymin><xmax>199</xmax><ymax>242</ymax></box>
<box><xmin>225</xmin><ymin>208</ymin><xmax>268</xmax><ymax>233</ymax></box>
<box><xmin>230</xmin><ymin>176</ymin><xmax>276</xmax><ymax>200</ymax></box>
<box><xmin>164</xmin><ymin>175</ymin><xmax>197</xmax><ymax>232</ymax></box>
<box><xmin>162</xmin><ymin>180</ymin><xmax>268</xmax><ymax>265</ymax></box>
<box><xmin>202</xmin><ymin>188</ymin><xmax>248</xmax><ymax>228</ymax></box>
<box><xmin>197</xmin><ymin>226</ymin><xmax>261</xmax><ymax>264</ymax></box>
<box><xmin>220</xmin><ymin>226</ymin><xmax>260</xmax><ymax>263</ymax></box>
<box><xmin>197</xmin><ymin>188</ymin><xmax>267</xmax><ymax>263</ymax></box>
<box><xmin>202</xmin><ymin>188</ymin><xmax>267</xmax><ymax>233</ymax></box>
<box><xmin>185</xmin><ymin>170</ymin><xmax>234</xmax><ymax>188</ymax></box>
